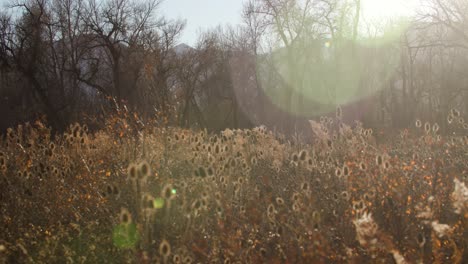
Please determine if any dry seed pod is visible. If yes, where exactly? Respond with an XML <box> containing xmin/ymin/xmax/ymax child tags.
<box><xmin>119</xmin><ymin>208</ymin><xmax>132</xmax><ymax>224</ymax></box>
<box><xmin>447</xmin><ymin>115</ymin><xmax>453</xmax><ymax>124</ymax></box>
<box><xmin>275</xmin><ymin>197</ymin><xmax>285</xmax><ymax>206</ymax></box>
<box><xmin>138</xmin><ymin>161</ymin><xmax>151</xmax><ymax>180</ymax></box>
<box><xmin>359</xmin><ymin>162</ymin><xmax>367</xmax><ymax>171</ymax></box>
<box><xmin>343</xmin><ymin>165</ymin><xmax>349</xmax><ymax>176</ymax></box>
<box><xmin>376</xmin><ymin>155</ymin><xmax>383</xmax><ymax>166</ymax></box>
<box><xmin>127</xmin><ymin>163</ymin><xmax>138</xmax><ymax>180</ymax></box>
<box><xmin>336</xmin><ymin>105</ymin><xmax>342</xmax><ymax>119</ymax></box>
<box><xmin>335</xmin><ymin>168</ymin><xmax>342</xmax><ymax>177</ymax></box>
<box><xmin>299</xmin><ymin>150</ymin><xmax>307</xmax><ymax>161</ymax></box>
<box><xmin>415</xmin><ymin>119</ymin><xmax>422</xmax><ymax>128</ymax></box>
<box><xmin>162</xmin><ymin>184</ymin><xmax>176</xmax><ymax>200</ymax></box>
<box><xmin>424</xmin><ymin>122</ymin><xmax>431</xmax><ymax>133</ymax></box>
<box><xmin>291</xmin><ymin>153</ymin><xmax>299</xmax><ymax>163</ymax></box>
<box><xmin>159</xmin><ymin>239</ymin><xmax>171</xmax><ymax>257</ymax></box>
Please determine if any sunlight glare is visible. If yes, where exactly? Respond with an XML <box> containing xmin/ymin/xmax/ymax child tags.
<box><xmin>362</xmin><ymin>0</ymin><xmax>419</xmax><ymax>22</ymax></box>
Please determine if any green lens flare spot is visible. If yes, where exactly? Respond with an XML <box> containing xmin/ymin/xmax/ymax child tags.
<box><xmin>112</xmin><ymin>223</ymin><xmax>139</xmax><ymax>249</ymax></box>
<box><xmin>171</xmin><ymin>189</ymin><xmax>177</xmax><ymax>195</ymax></box>
<box><xmin>154</xmin><ymin>198</ymin><xmax>165</xmax><ymax>209</ymax></box>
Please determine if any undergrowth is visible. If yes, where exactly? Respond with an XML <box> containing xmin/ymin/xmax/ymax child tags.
<box><xmin>0</xmin><ymin>108</ymin><xmax>467</xmax><ymax>263</ymax></box>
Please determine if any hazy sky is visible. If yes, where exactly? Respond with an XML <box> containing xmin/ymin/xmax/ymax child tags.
<box><xmin>0</xmin><ymin>0</ymin><xmax>420</xmax><ymax>45</ymax></box>
<box><xmin>163</xmin><ymin>0</ymin><xmax>419</xmax><ymax>46</ymax></box>
<box><xmin>162</xmin><ymin>0</ymin><xmax>245</xmax><ymax>46</ymax></box>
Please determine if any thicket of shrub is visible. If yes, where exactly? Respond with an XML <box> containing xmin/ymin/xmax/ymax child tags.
<box><xmin>0</xmin><ymin>108</ymin><xmax>467</xmax><ymax>263</ymax></box>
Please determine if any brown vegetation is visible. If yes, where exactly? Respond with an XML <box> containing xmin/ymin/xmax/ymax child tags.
<box><xmin>0</xmin><ymin>107</ymin><xmax>466</xmax><ymax>263</ymax></box>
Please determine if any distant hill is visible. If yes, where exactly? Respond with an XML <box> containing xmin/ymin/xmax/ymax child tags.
<box><xmin>173</xmin><ymin>43</ymin><xmax>194</xmax><ymax>55</ymax></box>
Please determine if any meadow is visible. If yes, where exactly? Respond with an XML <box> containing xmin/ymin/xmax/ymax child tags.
<box><xmin>0</xmin><ymin>108</ymin><xmax>467</xmax><ymax>263</ymax></box>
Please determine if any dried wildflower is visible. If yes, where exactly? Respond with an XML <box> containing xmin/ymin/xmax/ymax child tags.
<box><xmin>142</xmin><ymin>194</ymin><xmax>156</xmax><ymax>209</ymax></box>
<box><xmin>238</xmin><ymin>177</ymin><xmax>245</xmax><ymax>185</ymax></box>
<box><xmin>432</xmin><ymin>123</ymin><xmax>439</xmax><ymax>133</ymax></box>
<box><xmin>173</xmin><ymin>254</ymin><xmax>181</xmax><ymax>264</ymax></box>
<box><xmin>431</xmin><ymin>221</ymin><xmax>452</xmax><ymax>238</ymax></box>
<box><xmin>343</xmin><ymin>165</ymin><xmax>349</xmax><ymax>176</ymax></box>
<box><xmin>416</xmin><ymin>233</ymin><xmax>425</xmax><ymax>248</ymax></box>
<box><xmin>159</xmin><ymin>239</ymin><xmax>171</xmax><ymax>257</ymax></box>
<box><xmin>192</xmin><ymin>199</ymin><xmax>202</xmax><ymax>211</ymax></box>
<box><xmin>127</xmin><ymin>163</ymin><xmax>138</xmax><ymax>180</ymax></box>
<box><xmin>267</xmin><ymin>204</ymin><xmax>276</xmax><ymax>215</ymax></box>
<box><xmin>415</xmin><ymin>119</ymin><xmax>422</xmax><ymax>128</ymax></box>
<box><xmin>383</xmin><ymin>161</ymin><xmax>390</xmax><ymax>170</ymax></box>
<box><xmin>219</xmin><ymin>176</ymin><xmax>226</xmax><ymax>184</ymax></box>
<box><xmin>416</xmin><ymin>203</ymin><xmax>433</xmax><ymax>220</ymax></box>
<box><xmin>447</xmin><ymin>114</ymin><xmax>454</xmax><ymax>124</ymax></box>
<box><xmin>292</xmin><ymin>192</ymin><xmax>300</xmax><ymax>202</ymax></box>
<box><xmin>183</xmin><ymin>256</ymin><xmax>193</xmax><ymax>264</ymax></box>
<box><xmin>353</xmin><ymin>200</ymin><xmax>365</xmax><ymax>211</ymax></box>
<box><xmin>275</xmin><ymin>197</ymin><xmax>285</xmax><ymax>206</ymax></box>
<box><xmin>353</xmin><ymin>212</ymin><xmax>378</xmax><ymax>247</ymax></box>
<box><xmin>72</xmin><ymin>125</ymin><xmax>81</xmax><ymax>138</ymax></box>
<box><xmin>376</xmin><ymin>155</ymin><xmax>383</xmax><ymax>166</ymax></box>
<box><xmin>292</xmin><ymin>153</ymin><xmax>299</xmax><ymax>163</ymax></box>
<box><xmin>424</xmin><ymin>122</ymin><xmax>431</xmax><ymax>133</ymax></box>
<box><xmin>336</xmin><ymin>105</ymin><xmax>342</xmax><ymax>119</ymax></box>
<box><xmin>452</xmin><ymin>178</ymin><xmax>468</xmax><ymax>215</ymax></box>
<box><xmin>341</xmin><ymin>191</ymin><xmax>350</xmax><ymax>201</ymax></box>
<box><xmin>299</xmin><ymin>150</ymin><xmax>307</xmax><ymax>161</ymax></box>
<box><xmin>138</xmin><ymin>161</ymin><xmax>151</xmax><ymax>180</ymax></box>
<box><xmin>119</xmin><ymin>208</ymin><xmax>132</xmax><ymax>224</ymax></box>
<box><xmin>250</xmin><ymin>156</ymin><xmax>257</xmax><ymax>166</ymax></box>
<box><xmin>359</xmin><ymin>162</ymin><xmax>367</xmax><ymax>171</ymax></box>
<box><xmin>335</xmin><ymin>168</ymin><xmax>342</xmax><ymax>177</ymax></box>
<box><xmin>391</xmin><ymin>250</ymin><xmax>408</xmax><ymax>264</ymax></box>
<box><xmin>292</xmin><ymin>202</ymin><xmax>301</xmax><ymax>212</ymax></box>
<box><xmin>162</xmin><ymin>184</ymin><xmax>176</xmax><ymax>200</ymax></box>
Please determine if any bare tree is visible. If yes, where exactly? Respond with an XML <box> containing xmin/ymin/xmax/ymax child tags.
<box><xmin>137</xmin><ymin>19</ymin><xmax>185</xmax><ymax>117</ymax></box>
<box><xmin>83</xmin><ymin>0</ymin><xmax>163</xmax><ymax>99</ymax></box>
<box><xmin>0</xmin><ymin>0</ymin><xmax>67</xmax><ymax>127</ymax></box>
<box><xmin>0</xmin><ymin>0</ymin><xmax>185</xmax><ymax>128</ymax></box>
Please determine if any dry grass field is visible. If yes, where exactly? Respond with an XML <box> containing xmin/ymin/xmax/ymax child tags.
<box><xmin>0</xmin><ymin>109</ymin><xmax>467</xmax><ymax>263</ymax></box>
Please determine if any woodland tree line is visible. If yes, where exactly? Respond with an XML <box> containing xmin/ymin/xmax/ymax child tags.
<box><xmin>0</xmin><ymin>0</ymin><xmax>467</xmax><ymax>134</ymax></box>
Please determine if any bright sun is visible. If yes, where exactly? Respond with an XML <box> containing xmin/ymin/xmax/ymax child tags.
<box><xmin>362</xmin><ymin>0</ymin><xmax>419</xmax><ymax>22</ymax></box>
